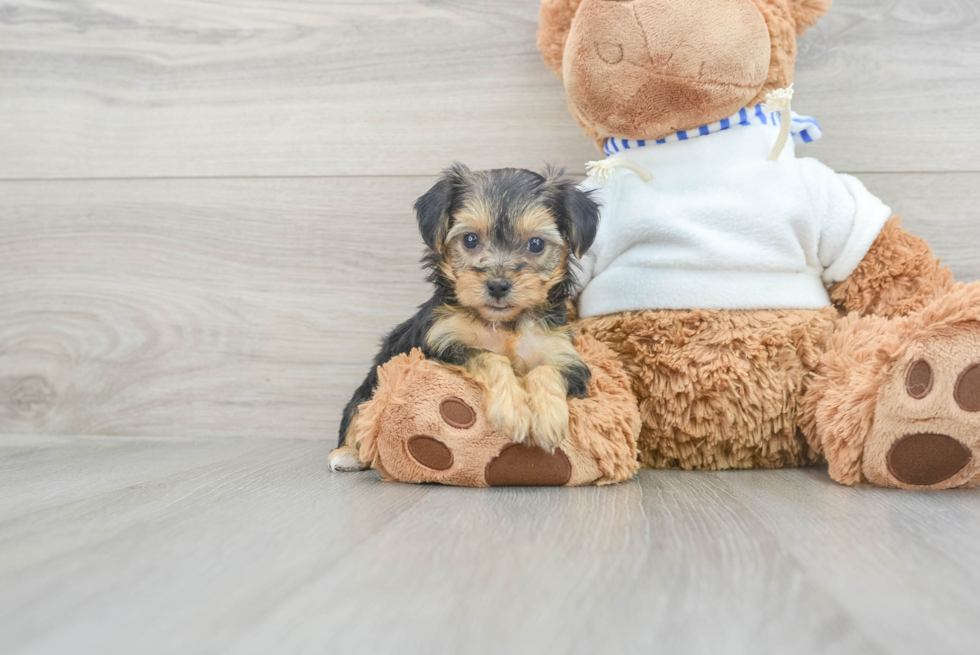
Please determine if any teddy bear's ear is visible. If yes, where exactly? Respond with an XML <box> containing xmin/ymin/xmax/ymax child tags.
<box><xmin>537</xmin><ymin>0</ymin><xmax>585</xmax><ymax>78</ymax></box>
<box><xmin>790</xmin><ymin>0</ymin><xmax>832</xmax><ymax>35</ymax></box>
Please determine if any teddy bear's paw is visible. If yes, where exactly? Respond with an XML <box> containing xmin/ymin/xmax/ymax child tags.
<box><xmin>484</xmin><ymin>383</ymin><xmax>532</xmax><ymax>444</ymax></box>
<box><xmin>864</xmin><ymin>326</ymin><xmax>980</xmax><ymax>489</ymax></box>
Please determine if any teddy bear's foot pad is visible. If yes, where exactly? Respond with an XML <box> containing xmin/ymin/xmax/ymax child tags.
<box><xmin>886</xmin><ymin>432</ymin><xmax>972</xmax><ymax>486</ymax></box>
<box><xmin>954</xmin><ymin>363</ymin><xmax>980</xmax><ymax>411</ymax></box>
<box><xmin>407</xmin><ymin>435</ymin><xmax>454</xmax><ymax>471</ymax></box>
<box><xmin>439</xmin><ymin>396</ymin><xmax>477</xmax><ymax>429</ymax></box>
<box><xmin>484</xmin><ymin>444</ymin><xmax>572</xmax><ymax>486</ymax></box>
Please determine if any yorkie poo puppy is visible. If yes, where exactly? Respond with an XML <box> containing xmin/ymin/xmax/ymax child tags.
<box><xmin>330</xmin><ymin>163</ymin><xmax>600</xmax><ymax>472</ymax></box>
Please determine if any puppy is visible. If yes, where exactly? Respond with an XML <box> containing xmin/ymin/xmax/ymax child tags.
<box><xmin>329</xmin><ymin>164</ymin><xmax>600</xmax><ymax>472</ymax></box>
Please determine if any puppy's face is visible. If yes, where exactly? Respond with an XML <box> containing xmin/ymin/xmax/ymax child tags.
<box><xmin>415</xmin><ymin>166</ymin><xmax>600</xmax><ymax>323</ymax></box>
<box><xmin>445</xmin><ymin>198</ymin><xmax>566</xmax><ymax>322</ymax></box>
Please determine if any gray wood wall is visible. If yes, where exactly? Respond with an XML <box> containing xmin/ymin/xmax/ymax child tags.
<box><xmin>2</xmin><ymin>0</ymin><xmax>979</xmax><ymax>440</ymax></box>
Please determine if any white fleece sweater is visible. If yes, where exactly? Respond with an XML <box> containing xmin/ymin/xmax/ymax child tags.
<box><xmin>575</xmin><ymin>120</ymin><xmax>893</xmax><ymax>318</ymax></box>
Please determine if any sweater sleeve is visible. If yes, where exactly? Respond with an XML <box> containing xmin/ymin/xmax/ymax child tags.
<box><xmin>802</xmin><ymin>160</ymin><xmax>893</xmax><ymax>285</ymax></box>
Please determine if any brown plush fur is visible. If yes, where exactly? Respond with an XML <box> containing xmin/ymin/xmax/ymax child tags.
<box><xmin>356</xmin><ymin>335</ymin><xmax>641</xmax><ymax>487</ymax></box>
<box><xmin>800</xmin><ymin>282</ymin><xmax>980</xmax><ymax>489</ymax></box>
<box><xmin>829</xmin><ymin>216</ymin><xmax>955</xmax><ymax>318</ymax></box>
<box><xmin>537</xmin><ymin>0</ymin><xmax>832</xmax><ymax>147</ymax></box>
<box><xmin>577</xmin><ymin>307</ymin><xmax>837</xmax><ymax>470</ymax></box>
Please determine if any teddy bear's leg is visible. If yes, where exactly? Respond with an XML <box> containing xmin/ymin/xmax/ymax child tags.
<box><xmin>343</xmin><ymin>348</ymin><xmax>635</xmax><ymax>486</ymax></box>
<box><xmin>802</xmin><ymin>283</ymin><xmax>980</xmax><ymax>489</ymax></box>
<box><xmin>802</xmin><ymin>215</ymin><xmax>980</xmax><ymax>488</ymax></box>
<box><xmin>577</xmin><ymin>308</ymin><xmax>835</xmax><ymax>471</ymax></box>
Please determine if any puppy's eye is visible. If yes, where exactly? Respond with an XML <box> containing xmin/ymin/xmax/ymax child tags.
<box><xmin>527</xmin><ymin>237</ymin><xmax>545</xmax><ymax>254</ymax></box>
<box><xmin>463</xmin><ymin>233</ymin><xmax>480</xmax><ymax>249</ymax></box>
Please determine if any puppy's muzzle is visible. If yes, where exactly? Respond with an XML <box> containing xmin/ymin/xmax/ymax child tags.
<box><xmin>486</xmin><ymin>278</ymin><xmax>512</xmax><ymax>299</ymax></box>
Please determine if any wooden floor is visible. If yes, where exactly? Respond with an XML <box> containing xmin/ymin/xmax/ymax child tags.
<box><xmin>2</xmin><ymin>1</ymin><xmax>980</xmax><ymax>653</ymax></box>
<box><xmin>3</xmin><ymin>435</ymin><xmax>980</xmax><ymax>655</ymax></box>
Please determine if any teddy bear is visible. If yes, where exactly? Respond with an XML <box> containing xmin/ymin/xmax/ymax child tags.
<box><xmin>537</xmin><ymin>0</ymin><xmax>980</xmax><ymax>489</ymax></box>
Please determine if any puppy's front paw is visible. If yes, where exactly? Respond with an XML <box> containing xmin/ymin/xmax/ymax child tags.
<box><xmin>523</xmin><ymin>365</ymin><xmax>572</xmax><ymax>451</ymax></box>
<box><xmin>485</xmin><ymin>383</ymin><xmax>532</xmax><ymax>443</ymax></box>
<box><xmin>528</xmin><ymin>390</ymin><xmax>570</xmax><ymax>452</ymax></box>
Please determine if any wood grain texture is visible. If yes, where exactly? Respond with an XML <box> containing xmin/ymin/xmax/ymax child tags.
<box><xmin>2</xmin><ymin>174</ymin><xmax>977</xmax><ymax>440</ymax></box>
<box><xmin>1</xmin><ymin>0</ymin><xmax>979</xmax><ymax>179</ymax></box>
<box><xmin>2</xmin><ymin>435</ymin><xmax>979</xmax><ymax>655</ymax></box>
<box><xmin>0</xmin><ymin>177</ymin><xmax>432</xmax><ymax>440</ymax></box>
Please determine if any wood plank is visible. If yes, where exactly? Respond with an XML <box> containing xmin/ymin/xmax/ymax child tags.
<box><xmin>0</xmin><ymin>436</ymin><xmax>434</xmax><ymax>654</ymax></box>
<box><xmin>1</xmin><ymin>174</ymin><xmax>977</xmax><ymax>440</ymax></box>
<box><xmin>0</xmin><ymin>177</ymin><xmax>432</xmax><ymax>440</ymax></box>
<box><xmin>718</xmin><ymin>468</ymin><xmax>980</xmax><ymax>654</ymax></box>
<box><xmin>238</xmin><ymin>468</ymin><xmax>880</xmax><ymax>655</ymax></box>
<box><xmin>3</xmin><ymin>437</ymin><xmax>979</xmax><ymax>654</ymax></box>
<box><xmin>0</xmin><ymin>434</ymin><xmax>274</xmax><ymax>521</ymax></box>
<box><xmin>2</xmin><ymin>0</ymin><xmax>979</xmax><ymax>180</ymax></box>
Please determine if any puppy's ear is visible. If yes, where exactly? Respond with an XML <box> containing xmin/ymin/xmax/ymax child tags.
<box><xmin>414</xmin><ymin>163</ymin><xmax>469</xmax><ymax>251</ymax></box>
<box><xmin>542</xmin><ymin>166</ymin><xmax>600</xmax><ymax>258</ymax></box>
<box><xmin>537</xmin><ymin>0</ymin><xmax>585</xmax><ymax>78</ymax></box>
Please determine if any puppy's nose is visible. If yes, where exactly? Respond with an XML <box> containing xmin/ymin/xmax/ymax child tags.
<box><xmin>486</xmin><ymin>278</ymin><xmax>512</xmax><ymax>299</ymax></box>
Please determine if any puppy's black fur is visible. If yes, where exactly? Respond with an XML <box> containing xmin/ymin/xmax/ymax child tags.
<box><xmin>338</xmin><ymin>164</ymin><xmax>599</xmax><ymax>448</ymax></box>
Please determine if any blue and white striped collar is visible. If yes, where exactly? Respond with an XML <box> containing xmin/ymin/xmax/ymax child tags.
<box><xmin>603</xmin><ymin>103</ymin><xmax>822</xmax><ymax>157</ymax></box>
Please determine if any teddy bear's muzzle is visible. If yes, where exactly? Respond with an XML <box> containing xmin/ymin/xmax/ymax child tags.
<box><xmin>562</xmin><ymin>0</ymin><xmax>771</xmax><ymax>141</ymax></box>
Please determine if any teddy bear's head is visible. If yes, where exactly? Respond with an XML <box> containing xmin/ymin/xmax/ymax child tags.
<box><xmin>538</xmin><ymin>0</ymin><xmax>832</xmax><ymax>147</ymax></box>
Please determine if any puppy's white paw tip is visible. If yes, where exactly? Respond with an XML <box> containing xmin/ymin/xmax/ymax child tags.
<box><xmin>328</xmin><ymin>449</ymin><xmax>369</xmax><ymax>472</ymax></box>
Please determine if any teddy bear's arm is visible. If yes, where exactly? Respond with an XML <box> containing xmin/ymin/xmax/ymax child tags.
<box><xmin>828</xmin><ymin>216</ymin><xmax>954</xmax><ymax>318</ymax></box>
